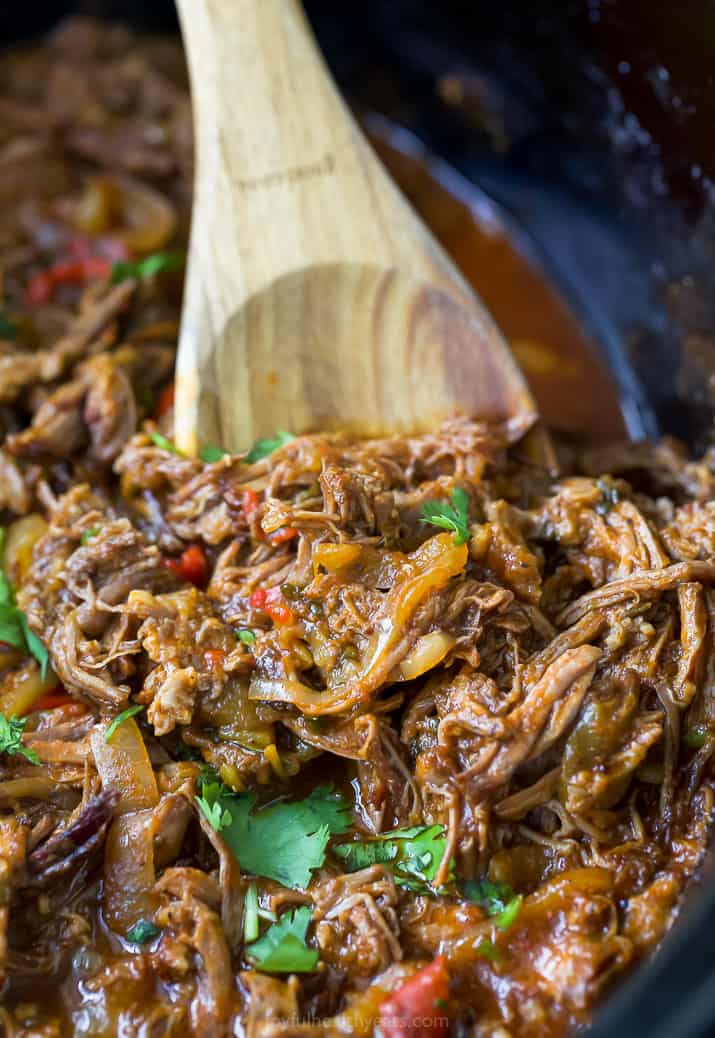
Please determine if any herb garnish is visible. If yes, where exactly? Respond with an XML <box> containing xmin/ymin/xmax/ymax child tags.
<box><xmin>246</xmin><ymin>906</ymin><xmax>318</xmax><ymax>973</ymax></box>
<box><xmin>110</xmin><ymin>250</ymin><xmax>185</xmax><ymax>285</ymax></box>
<box><xmin>149</xmin><ymin>430</ymin><xmax>185</xmax><ymax>456</ymax></box>
<box><xmin>462</xmin><ymin>878</ymin><xmax>523</xmax><ymax>930</ymax></box>
<box><xmin>245</xmin><ymin>430</ymin><xmax>294</xmax><ymax>464</ymax></box>
<box><xmin>200</xmin><ymin>444</ymin><xmax>228</xmax><ymax>463</ymax></box>
<box><xmin>244</xmin><ymin>883</ymin><xmax>260</xmax><ymax>942</ymax></box>
<box><xmin>126</xmin><ymin>920</ymin><xmax>160</xmax><ymax>944</ymax></box>
<box><xmin>333</xmin><ymin>824</ymin><xmax>453</xmax><ymax>894</ymax></box>
<box><xmin>105</xmin><ymin>704</ymin><xmax>144</xmax><ymax>743</ymax></box>
<box><xmin>0</xmin><ymin>712</ymin><xmax>39</xmax><ymax>764</ymax></box>
<box><xmin>236</xmin><ymin>628</ymin><xmax>256</xmax><ymax>647</ymax></box>
<box><xmin>0</xmin><ymin>533</ymin><xmax>49</xmax><ymax>679</ymax></box>
<box><xmin>476</xmin><ymin>937</ymin><xmax>504</xmax><ymax>962</ymax></box>
<box><xmin>196</xmin><ymin>777</ymin><xmax>351</xmax><ymax>889</ymax></box>
<box><xmin>81</xmin><ymin>527</ymin><xmax>100</xmax><ymax>545</ymax></box>
<box><xmin>421</xmin><ymin>487</ymin><xmax>471</xmax><ymax>545</ymax></box>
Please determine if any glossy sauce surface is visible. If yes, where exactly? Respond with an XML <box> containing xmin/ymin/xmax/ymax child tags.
<box><xmin>372</xmin><ymin>133</ymin><xmax>627</xmax><ymax>443</ymax></box>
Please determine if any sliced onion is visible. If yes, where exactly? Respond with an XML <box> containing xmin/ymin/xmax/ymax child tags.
<box><xmin>248</xmin><ymin>674</ymin><xmax>326</xmax><ymax>710</ymax></box>
<box><xmin>90</xmin><ymin>718</ymin><xmax>158</xmax><ymax>815</ymax></box>
<box><xmin>392</xmin><ymin>534</ymin><xmax>468</xmax><ymax>629</ymax></box>
<box><xmin>0</xmin><ymin>660</ymin><xmax>58</xmax><ymax>718</ymax></box>
<box><xmin>3</xmin><ymin>513</ymin><xmax>48</xmax><ymax>585</ymax></box>
<box><xmin>399</xmin><ymin>631</ymin><xmax>455</xmax><ymax>681</ymax></box>
<box><xmin>103</xmin><ymin>807</ymin><xmax>159</xmax><ymax>936</ymax></box>
<box><xmin>312</xmin><ymin>542</ymin><xmax>361</xmax><ymax>576</ymax></box>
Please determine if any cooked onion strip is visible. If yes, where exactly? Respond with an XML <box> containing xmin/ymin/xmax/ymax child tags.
<box><xmin>90</xmin><ymin>717</ymin><xmax>158</xmax><ymax>814</ymax></box>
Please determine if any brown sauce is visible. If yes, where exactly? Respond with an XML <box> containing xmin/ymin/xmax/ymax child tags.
<box><xmin>370</xmin><ymin>131</ymin><xmax>627</xmax><ymax>443</ymax></box>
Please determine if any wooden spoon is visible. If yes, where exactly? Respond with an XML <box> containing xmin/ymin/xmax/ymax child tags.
<box><xmin>174</xmin><ymin>0</ymin><xmax>540</xmax><ymax>456</ymax></box>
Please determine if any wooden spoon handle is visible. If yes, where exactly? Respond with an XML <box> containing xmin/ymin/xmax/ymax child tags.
<box><xmin>176</xmin><ymin>0</ymin><xmax>472</xmax><ymax>296</ymax></box>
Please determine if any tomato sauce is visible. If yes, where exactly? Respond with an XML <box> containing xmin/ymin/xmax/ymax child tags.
<box><xmin>371</xmin><ymin>132</ymin><xmax>627</xmax><ymax>444</ymax></box>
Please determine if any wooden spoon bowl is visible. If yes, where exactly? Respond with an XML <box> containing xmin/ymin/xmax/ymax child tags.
<box><xmin>175</xmin><ymin>0</ymin><xmax>539</xmax><ymax>455</ymax></box>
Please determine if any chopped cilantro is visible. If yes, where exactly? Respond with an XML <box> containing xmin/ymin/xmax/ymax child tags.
<box><xmin>0</xmin><ymin>542</ymin><xmax>49</xmax><ymax>679</ymax></box>
<box><xmin>200</xmin><ymin>444</ymin><xmax>228</xmax><ymax>463</ymax></box>
<box><xmin>236</xmin><ymin>628</ymin><xmax>256</xmax><ymax>647</ymax></box>
<box><xmin>110</xmin><ymin>250</ymin><xmax>185</xmax><ymax>285</ymax></box>
<box><xmin>462</xmin><ymin>879</ymin><xmax>522</xmax><ymax>930</ymax></box>
<box><xmin>476</xmin><ymin>937</ymin><xmax>503</xmax><ymax>962</ymax></box>
<box><xmin>126</xmin><ymin>920</ymin><xmax>160</xmax><ymax>944</ymax></box>
<box><xmin>196</xmin><ymin>780</ymin><xmax>351</xmax><ymax>889</ymax></box>
<box><xmin>0</xmin><ymin>712</ymin><xmax>39</xmax><ymax>764</ymax></box>
<box><xmin>105</xmin><ymin>704</ymin><xmax>144</xmax><ymax>743</ymax></box>
<box><xmin>246</xmin><ymin>906</ymin><xmax>318</xmax><ymax>973</ymax></box>
<box><xmin>333</xmin><ymin>824</ymin><xmax>453</xmax><ymax>894</ymax></box>
<box><xmin>244</xmin><ymin>883</ymin><xmax>259</xmax><ymax>942</ymax></box>
<box><xmin>333</xmin><ymin>840</ymin><xmax>397</xmax><ymax>871</ymax></box>
<box><xmin>421</xmin><ymin>487</ymin><xmax>470</xmax><ymax>545</ymax></box>
<box><xmin>149</xmin><ymin>430</ymin><xmax>185</xmax><ymax>456</ymax></box>
<box><xmin>245</xmin><ymin>430</ymin><xmax>294</xmax><ymax>464</ymax></box>
<box><xmin>197</xmin><ymin>790</ymin><xmax>232</xmax><ymax>831</ymax></box>
<box><xmin>81</xmin><ymin>527</ymin><xmax>100</xmax><ymax>545</ymax></box>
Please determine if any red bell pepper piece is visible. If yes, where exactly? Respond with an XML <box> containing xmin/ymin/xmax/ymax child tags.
<box><xmin>378</xmin><ymin>956</ymin><xmax>450</xmax><ymax>1038</ymax></box>
<box><xmin>165</xmin><ymin>544</ymin><xmax>209</xmax><ymax>588</ymax></box>
<box><xmin>270</xmin><ymin>526</ymin><xmax>298</xmax><ymax>546</ymax></box>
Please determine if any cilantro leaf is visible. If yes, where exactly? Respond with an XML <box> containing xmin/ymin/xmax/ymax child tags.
<box><xmin>196</xmin><ymin>792</ymin><xmax>232</xmax><ymax>831</ymax></box>
<box><xmin>0</xmin><ymin>712</ymin><xmax>39</xmax><ymax>764</ymax></box>
<box><xmin>334</xmin><ymin>824</ymin><xmax>452</xmax><ymax>894</ymax></box>
<box><xmin>333</xmin><ymin>840</ymin><xmax>397</xmax><ymax>871</ymax></box>
<box><xmin>20</xmin><ymin>615</ymin><xmax>49</xmax><ymax>680</ymax></box>
<box><xmin>462</xmin><ymin>878</ymin><xmax>522</xmax><ymax>930</ymax></box>
<box><xmin>236</xmin><ymin>628</ymin><xmax>256</xmax><ymax>647</ymax></box>
<box><xmin>0</xmin><ymin>608</ymin><xmax>25</xmax><ymax>651</ymax></box>
<box><xmin>200</xmin><ymin>444</ymin><xmax>227</xmax><ymax>463</ymax></box>
<box><xmin>149</xmin><ymin>431</ymin><xmax>185</xmax><ymax>456</ymax></box>
<box><xmin>420</xmin><ymin>487</ymin><xmax>470</xmax><ymax>545</ymax></box>
<box><xmin>105</xmin><ymin>704</ymin><xmax>144</xmax><ymax>743</ymax></box>
<box><xmin>245</xmin><ymin>430</ymin><xmax>294</xmax><ymax>464</ymax></box>
<box><xmin>110</xmin><ymin>250</ymin><xmax>185</xmax><ymax>285</ymax></box>
<box><xmin>126</xmin><ymin>920</ymin><xmax>160</xmax><ymax>944</ymax></box>
<box><xmin>197</xmin><ymin>783</ymin><xmax>351</xmax><ymax>889</ymax></box>
<box><xmin>0</xmin><ymin>544</ymin><xmax>49</xmax><ymax>678</ymax></box>
<box><xmin>477</xmin><ymin>937</ymin><xmax>504</xmax><ymax>962</ymax></box>
<box><xmin>494</xmin><ymin>894</ymin><xmax>522</xmax><ymax>931</ymax></box>
<box><xmin>246</xmin><ymin>906</ymin><xmax>318</xmax><ymax>973</ymax></box>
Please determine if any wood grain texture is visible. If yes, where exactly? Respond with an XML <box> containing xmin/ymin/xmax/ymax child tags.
<box><xmin>174</xmin><ymin>0</ymin><xmax>539</xmax><ymax>455</ymax></box>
